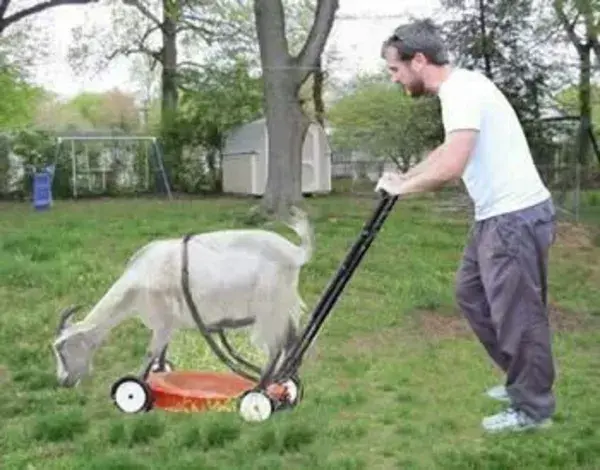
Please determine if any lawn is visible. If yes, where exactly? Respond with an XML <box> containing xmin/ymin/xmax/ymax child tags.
<box><xmin>1</xmin><ymin>193</ymin><xmax>600</xmax><ymax>470</ymax></box>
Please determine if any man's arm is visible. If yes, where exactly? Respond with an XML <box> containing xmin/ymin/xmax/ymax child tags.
<box><xmin>392</xmin><ymin>129</ymin><xmax>477</xmax><ymax>194</ymax></box>
<box><xmin>402</xmin><ymin>146</ymin><xmax>444</xmax><ymax>178</ymax></box>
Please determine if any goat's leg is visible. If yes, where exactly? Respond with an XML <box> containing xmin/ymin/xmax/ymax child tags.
<box><xmin>258</xmin><ymin>346</ymin><xmax>285</xmax><ymax>388</ymax></box>
<box><xmin>282</xmin><ymin>319</ymin><xmax>302</xmax><ymax>372</ymax></box>
<box><xmin>138</xmin><ymin>326</ymin><xmax>173</xmax><ymax>380</ymax></box>
<box><xmin>155</xmin><ymin>344</ymin><xmax>169</xmax><ymax>371</ymax></box>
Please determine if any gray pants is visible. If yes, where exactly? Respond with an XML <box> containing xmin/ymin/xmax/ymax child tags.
<box><xmin>456</xmin><ymin>198</ymin><xmax>557</xmax><ymax>421</ymax></box>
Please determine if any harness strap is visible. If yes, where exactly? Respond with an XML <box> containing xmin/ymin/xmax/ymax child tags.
<box><xmin>179</xmin><ymin>234</ymin><xmax>261</xmax><ymax>382</ymax></box>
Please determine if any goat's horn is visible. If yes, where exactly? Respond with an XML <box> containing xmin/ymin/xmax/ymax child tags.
<box><xmin>56</xmin><ymin>305</ymin><xmax>81</xmax><ymax>335</ymax></box>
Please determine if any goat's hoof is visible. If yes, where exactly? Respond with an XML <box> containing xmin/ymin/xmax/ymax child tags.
<box><xmin>150</xmin><ymin>359</ymin><xmax>175</xmax><ymax>373</ymax></box>
<box><xmin>238</xmin><ymin>389</ymin><xmax>274</xmax><ymax>423</ymax></box>
<box><xmin>111</xmin><ymin>376</ymin><xmax>154</xmax><ymax>413</ymax></box>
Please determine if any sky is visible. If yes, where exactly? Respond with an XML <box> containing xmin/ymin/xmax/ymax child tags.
<box><xmin>20</xmin><ymin>0</ymin><xmax>442</xmax><ymax>100</ymax></box>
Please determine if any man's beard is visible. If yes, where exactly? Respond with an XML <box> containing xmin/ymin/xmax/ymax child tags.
<box><xmin>404</xmin><ymin>78</ymin><xmax>426</xmax><ymax>98</ymax></box>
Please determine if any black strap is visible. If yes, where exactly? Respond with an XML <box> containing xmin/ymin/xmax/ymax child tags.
<box><xmin>180</xmin><ymin>234</ymin><xmax>261</xmax><ymax>382</ymax></box>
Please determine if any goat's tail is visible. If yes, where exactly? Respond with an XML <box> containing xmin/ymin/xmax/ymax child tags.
<box><xmin>285</xmin><ymin>206</ymin><xmax>314</xmax><ymax>265</ymax></box>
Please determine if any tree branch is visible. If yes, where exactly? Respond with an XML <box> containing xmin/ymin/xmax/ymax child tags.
<box><xmin>122</xmin><ymin>0</ymin><xmax>163</xmax><ymax>31</ymax></box>
<box><xmin>0</xmin><ymin>0</ymin><xmax>11</xmax><ymax>22</ymax></box>
<box><xmin>591</xmin><ymin>37</ymin><xmax>600</xmax><ymax>67</ymax></box>
<box><xmin>177</xmin><ymin>60</ymin><xmax>208</xmax><ymax>70</ymax></box>
<box><xmin>138</xmin><ymin>23</ymin><xmax>160</xmax><ymax>46</ymax></box>
<box><xmin>553</xmin><ymin>0</ymin><xmax>584</xmax><ymax>52</ymax></box>
<box><xmin>180</xmin><ymin>13</ymin><xmax>222</xmax><ymax>29</ymax></box>
<box><xmin>581</xmin><ymin>0</ymin><xmax>600</xmax><ymax>67</ymax></box>
<box><xmin>176</xmin><ymin>21</ymin><xmax>216</xmax><ymax>41</ymax></box>
<box><xmin>0</xmin><ymin>0</ymin><xmax>97</xmax><ymax>33</ymax></box>
<box><xmin>294</xmin><ymin>0</ymin><xmax>339</xmax><ymax>85</ymax></box>
<box><xmin>106</xmin><ymin>43</ymin><xmax>162</xmax><ymax>65</ymax></box>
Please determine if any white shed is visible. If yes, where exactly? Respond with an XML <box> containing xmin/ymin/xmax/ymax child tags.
<box><xmin>221</xmin><ymin>117</ymin><xmax>332</xmax><ymax>196</ymax></box>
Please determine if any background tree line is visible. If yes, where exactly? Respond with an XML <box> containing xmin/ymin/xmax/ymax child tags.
<box><xmin>0</xmin><ymin>0</ymin><xmax>598</xmax><ymax>214</ymax></box>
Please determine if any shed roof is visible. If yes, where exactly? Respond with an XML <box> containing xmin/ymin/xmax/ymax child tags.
<box><xmin>223</xmin><ymin>118</ymin><xmax>266</xmax><ymax>156</ymax></box>
<box><xmin>223</xmin><ymin>117</ymin><xmax>331</xmax><ymax>157</ymax></box>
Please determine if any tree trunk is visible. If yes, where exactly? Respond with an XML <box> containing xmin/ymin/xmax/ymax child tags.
<box><xmin>253</xmin><ymin>0</ymin><xmax>338</xmax><ymax>216</ymax></box>
<box><xmin>576</xmin><ymin>43</ymin><xmax>592</xmax><ymax>164</ymax></box>
<box><xmin>553</xmin><ymin>0</ymin><xmax>600</xmax><ymax>166</ymax></box>
<box><xmin>161</xmin><ymin>13</ymin><xmax>178</xmax><ymax>123</ymax></box>
<box><xmin>478</xmin><ymin>0</ymin><xmax>492</xmax><ymax>79</ymax></box>
<box><xmin>313</xmin><ymin>55</ymin><xmax>325</xmax><ymax>126</ymax></box>
<box><xmin>262</xmin><ymin>77</ymin><xmax>309</xmax><ymax>215</ymax></box>
<box><xmin>159</xmin><ymin>0</ymin><xmax>180</xmax><ymax>189</ymax></box>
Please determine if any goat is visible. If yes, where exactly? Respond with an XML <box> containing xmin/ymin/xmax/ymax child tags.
<box><xmin>52</xmin><ymin>207</ymin><xmax>314</xmax><ymax>388</ymax></box>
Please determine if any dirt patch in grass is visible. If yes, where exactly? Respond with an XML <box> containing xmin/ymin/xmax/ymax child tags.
<box><xmin>340</xmin><ymin>327</ymin><xmax>410</xmax><ymax>355</ymax></box>
<box><xmin>415</xmin><ymin>305</ymin><xmax>597</xmax><ymax>339</ymax></box>
<box><xmin>415</xmin><ymin>310</ymin><xmax>472</xmax><ymax>339</ymax></box>
<box><xmin>342</xmin><ymin>305</ymin><xmax>597</xmax><ymax>353</ymax></box>
<box><xmin>555</xmin><ymin>221</ymin><xmax>596</xmax><ymax>249</ymax></box>
<box><xmin>547</xmin><ymin>303</ymin><xmax>599</xmax><ymax>332</ymax></box>
<box><xmin>339</xmin><ymin>310</ymin><xmax>471</xmax><ymax>354</ymax></box>
<box><xmin>554</xmin><ymin>221</ymin><xmax>600</xmax><ymax>284</ymax></box>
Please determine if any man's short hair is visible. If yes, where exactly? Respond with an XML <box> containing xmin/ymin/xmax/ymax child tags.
<box><xmin>381</xmin><ymin>18</ymin><xmax>449</xmax><ymax>65</ymax></box>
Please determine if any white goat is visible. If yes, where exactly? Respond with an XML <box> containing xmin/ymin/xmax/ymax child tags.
<box><xmin>52</xmin><ymin>207</ymin><xmax>314</xmax><ymax>388</ymax></box>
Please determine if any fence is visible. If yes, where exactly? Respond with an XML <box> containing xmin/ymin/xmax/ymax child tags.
<box><xmin>331</xmin><ymin>158</ymin><xmax>600</xmax><ymax>225</ymax></box>
<box><xmin>538</xmin><ymin>163</ymin><xmax>600</xmax><ymax>224</ymax></box>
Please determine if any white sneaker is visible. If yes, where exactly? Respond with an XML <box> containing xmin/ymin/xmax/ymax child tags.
<box><xmin>482</xmin><ymin>407</ymin><xmax>553</xmax><ymax>433</ymax></box>
<box><xmin>486</xmin><ymin>384</ymin><xmax>510</xmax><ymax>402</ymax></box>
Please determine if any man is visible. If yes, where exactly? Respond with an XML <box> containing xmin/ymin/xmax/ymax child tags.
<box><xmin>375</xmin><ymin>19</ymin><xmax>557</xmax><ymax>433</ymax></box>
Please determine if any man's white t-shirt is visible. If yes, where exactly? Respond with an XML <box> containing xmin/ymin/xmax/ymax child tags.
<box><xmin>437</xmin><ymin>67</ymin><xmax>550</xmax><ymax>221</ymax></box>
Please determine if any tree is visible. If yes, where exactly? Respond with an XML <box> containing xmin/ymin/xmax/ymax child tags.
<box><xmin>0</xmin><ymin>0</ymin><xmax>98</xmax><ymax>34</ymax></box>
<box><xmin>552</xmin><ymin>0</ymin><xmax>600</xmax><ymax>164</ymax></box>
<box><xmin>436</xmin><ymin>0</ymin><xmax>565</xmax><ymax>165</ymax></box>
<box><xmin>0</xmin><ymin>61</ymin><xmax>45</xmax><ymax>129</ymax></box>
<box><xmin>327</xmin><ymin>79</ymin><xmax>443</xmax><ymax>171</ymax></box>
<box><xmin>439</xmin><ymin>0</ymin><xmax>561</xmax><ymax>118</ymax></box>
<box><xmin>175</xmin><ymin>57</ymin><xmax>264</xmax><ymax>192</ymax></box>
<box><xmin>68</xmin><ymin>0</ymin><xmax>255</xmax><ymax>190</ymax></box>
<box><xmin>253</xmin><ymin>0</ymin><xmax>338</xmax><ymax>216</ymax></box>
<box><xmin>556</xmin><ymin>83</ymin><xmax>600</xmax><ymax>164</ymax></box>
<box><xmin>284</xmin><ymin>0</ymin><xmax>339</xmax><ymax>126</ymax></box>
<box><xmin>557</xmin><ymin>84</ymin><xmax>600</xmax><ymax>134</ymax></box>
<box><xmin>33</xmin><ymin>89</ymin><xmax>141</xmax><ymax>132</ymax></box>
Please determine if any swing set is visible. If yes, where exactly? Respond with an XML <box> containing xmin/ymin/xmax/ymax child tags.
<box><xmin>52</xmin><ymin>134</ymin><xmax>173</xmax><ymax>199</ymax></box>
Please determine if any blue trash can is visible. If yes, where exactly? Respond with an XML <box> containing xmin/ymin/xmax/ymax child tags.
<box><xmin>33</xmin><ymin>165</ymin><xmax>55</xmax><ymax>211</ymax></box>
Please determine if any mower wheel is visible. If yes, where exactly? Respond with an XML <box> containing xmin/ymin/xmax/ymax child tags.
<box><xmin>111</xmin><ymin>376</ymin><xmax>153</xmax><ymax>413</ymax></box>
<box><xmin>238</xmin><ymin>389</ymin><xmax>274</xmax><ymax>422</ymax></box>
<box><xmin>282</xmin><ymin>376</ymin><xmax>303</xmax><ymax>406</ymax></box>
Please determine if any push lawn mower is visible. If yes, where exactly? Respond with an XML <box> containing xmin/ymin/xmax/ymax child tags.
<box><xmin>110</xmin><ymin>190</ymin><xmax>398</xmax><ymax>422</ymax></box>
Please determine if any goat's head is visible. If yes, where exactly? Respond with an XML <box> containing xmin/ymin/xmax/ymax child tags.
<box><xmin>52</xmin><ymin>305</ymin><xmax>95</xmax><ymax>387</ymax></box>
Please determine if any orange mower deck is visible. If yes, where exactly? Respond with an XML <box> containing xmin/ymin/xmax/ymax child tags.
<box><xmin>146</xmin><ymin>370</ymin><xmax>290</xmax><ymax>413</ymax></box>
<box><xmin>110</xmin><ymin>369</ymin><xmax>301</xmax><ymax>420</ymax></box>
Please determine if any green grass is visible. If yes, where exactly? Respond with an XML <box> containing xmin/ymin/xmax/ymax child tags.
<box><xmin>1</xmin><ymin>194</ymin><xmax>600</xmax><ymax>469</ymax></box>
